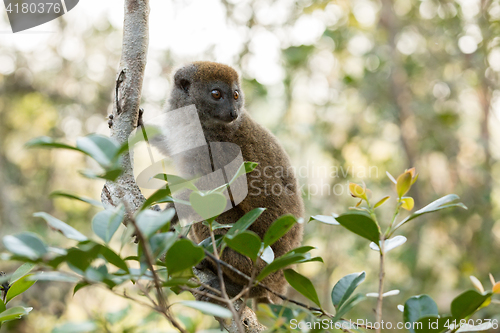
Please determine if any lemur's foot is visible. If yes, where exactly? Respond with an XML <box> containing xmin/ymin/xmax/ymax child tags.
<box><xmin>107</xmin><ymin>108</ymin><xmax>144</xmax><ymax>129</ymax></box>
<box><xmin>138</xmin><ymin>108</ymin><xmax>144</xmax><ymax>127</ymax></box>
<box><xmin>107</xmin><ymin>114</ymin><xmax>114</xmax><ymax>128</ymax></box>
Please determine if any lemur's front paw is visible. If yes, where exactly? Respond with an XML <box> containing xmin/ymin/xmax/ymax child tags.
<box><xmin>107</xmin><ymin>114</ymin><xmax>114</xmax><ymax>128</ymax></box>
<box><xmin>137</xmin><ymin>108</ymin><xmax>144</xmax><ymax>127</ymax></box>
<box><xmin>108</xmin><ymin>108</ymin><xmax>143</xmax><ymax>129</ymax></box>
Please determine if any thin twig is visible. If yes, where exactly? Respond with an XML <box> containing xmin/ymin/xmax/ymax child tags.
<box><xmin>123</xmin><ymin>198</ymin><xmax>187</xmax><ymax>333</ymax></box>
<box><xmin>236</xmin><ymin>261</ymin><xmax>258</xmax><ymax>316</ymax></box>
<box><xmin>179</xmin><ymin>286</ymin><xmax>228</xmax><ymax>304</ymax></box>
<box><xmin>196</xmin><ymin>280</ymin><xmax>223</xmax><ymax>296</ymax></box>
<box><xmin>106</xmin><ymin>287</ymin><xmax>159</xmax><ymax>312</ymax></box>
<box><xmin>376</xmin><ymin>239</ymin><xmax>385</xmax><ymax>333</ymax></box>
<box><xmin>136</xmin><ymin>281</ymin><xmax>158</xmax><ymax>307</ymax></box>
<box><xmin>209</xmin><ymin>227</ymin><xmax>246</xmax><ymax>333</ymax></box>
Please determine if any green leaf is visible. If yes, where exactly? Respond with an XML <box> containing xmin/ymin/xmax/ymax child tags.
<box><xmin>263</xmin><ymin>215</ymin><xmax>297</xmax><ymax>248</ymax></box>
<box><xmin>99</xmin><ymin>246</ymin><xmax>129</xmax><ymax>273</ymax></box>
<box><xmin>284</xmin><ymin>269</ymin><xmax>321</xmax><ymax>307</ymax></box>
<box><xmin>136</xmin><ymin>208</ymin><xmax>175</xmax><ymax>239</ymax></box>
<box><xmin>30</xmin><ymin>272</ymin><xmax>80</xmax><ymax>283</ymax></box>
<box><xmin>150</xmin><ymin>232</ymin><xmax>177</xmax><ymax>259</ymax></box>
<box><xmin>116</xmin><ymin>125</ymin><xmax>163</xmax><ymax>157</ymax></box>
<box><xmin>209</xmin><ymin>221</ymin><xmax>234</xmax><ymax>230</ymax></box>
<box><xmin>67</xmin><ymin>242</ymin><xmax>102</xmax><ymax>273</ymax></box>
<box><xmin>10</xmin><ymin>263</ymin><xmax>36</xmax><ymax>284</ymax></box>
<box><xmin>256</xmin><ymin>252</ymin><xmax>317</xmax><ymax>281</ymax></box>
<box><xmin>6</xmin><ymin>275</ymin><xmax>36</xmax><ymax>304</ymax></box>
<box><xmin>73</xmin><ymin>282</ymin><xmax>89</xmax><ymax>295</ymax></box>
<box><xmin>331</xmin><ymin>272</ymin><xmax>366</xmax><ymax>309</ymax></box>
<box><xmin>76</xmin><ymin>135</ymin><xmax>120</xmax><ymax>168</ymax></box>
<box><xmin>0</xmin><ymin>300</ymin><xmax>5</xmax><ymax>313</ymax></box>
<box><xmin>333</xmin><ymin>294</ymin><xmax>366</xmax><ymax>322</ymax></box>
<box><xmin>34</xmin><ymin>212</ymin><xmax>88</xmax><ymax>242</ymax></box>
<box><xmin>84</xmin><ymin>266</ymin><xmax>105</xmax><ymax>283</ymax></box>
<box><xmin>50</xmin><ymin>191</ymin><xmax>103</xmax><ymax>207</ymax></box>
<box><xmin>395</xmin><ymin>194</ymin><xmax>467</xmax><ymax>229</ymax></box>
<box><xmin>0</xmin><ymin>306</ymin><xmax>33</xmax><ymax>324</ymax></box>
<box><xmin>198</xmin><ymin>235</ymin><xmax>224</xmax><ymax>254</ymax></box>
<box><xmin>51</xmin><ymin>321</ymin><xmax>98</xmax><ymax>333</ymax></box>
<box><xmin>153</xmin><ymin>173</ymin><xmax>198</xmax><ymax>192</ymax></box>
<box><xmin>165</xmin><ymin>239</ymin><xmax>205</xmax><ymax>275</ymax></box>
<box><xmin>226</xmin><ymin>208</ymin><xmax>266</xmax><ymax>237</ymax></box>
<box><xmin>227</xmin><ymin>161</ymin><xmax>258</xmax><ymax>186</ymax></box>
<box><xmin>308</xmin><ymin>215</ymin><xmax>339</xmax><ymax>225</ymax></box>
<box><xmin>224</xmin><ymin>231</ymin><xmax>262</xmax><ymax>262</ymax></box>
<box><xmin>179</xmin><ymin>301</ymin><xmax>232</xmax><ymax>319</ymax></box>
<box><xmin>141</xmin><ymin>188</ymin><xmax>173</xmax><ymax>210</ymax></box>
<box><xmin>286</xmin><ymin>246</ymin><xmax>316</xmax><ymax>255</ymax></box>
<box><xmin>3</xmin><ymin>233</ymin><xmax>48</xmax><ymax>260</ymax></box>
<box><xmin>79</xmin><ymin>168</ymin><xmax>123</xmax><ymax>181</ymax></box>
<box><xmin>404</xmin><ymin>295</ymin><xmax>439</xmax><ymax>333</ymax></box>
<box><xmin>92</xmin><ymin>206</ymin><xmax>124</xmax><ymax>243</ymax></box>
<box><xmin>450</xmin><ymin>290</ymin><xmax>492</xmax><ymax>320</ymax></box>
<box><xmin>25</xmin><ymin>136</ymin><xmax>83</xmax><ymax>153</ymax></box>
<box><xmin>336</xmin><ymin>212</ymin><xmax>380</xmax><ymax>243</ymax></box>
<box><xmin>189</xmin><ymin>191</ymin><xmax>227</xmax><ymax>220</ymax></box>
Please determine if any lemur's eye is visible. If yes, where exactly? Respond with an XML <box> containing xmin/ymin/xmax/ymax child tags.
<box><xmin>233</xmin><ymin>91</ymin><xmax>239</xmax><ymax>100</ymax></box>
<box><xmin>211</xmin><ymin>89</ymin><xmax>222</xmax><ymax>100</ymax></box>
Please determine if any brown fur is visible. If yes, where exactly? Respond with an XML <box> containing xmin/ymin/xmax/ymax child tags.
<box><xmin>191</xmin><ymin>61</ymin><xmax>239</xmax><ymax>86</ymax></box>
<box><xmin>163</xmin><ymin>61</ymin><xmax>304</xmax><ymax>304</ymax></box>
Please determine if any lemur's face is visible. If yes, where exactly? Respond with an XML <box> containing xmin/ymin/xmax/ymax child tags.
<box><xmin>194</xmin><ymin>80</ymin><xmax>243</xmax><ymax>124</ymax></box>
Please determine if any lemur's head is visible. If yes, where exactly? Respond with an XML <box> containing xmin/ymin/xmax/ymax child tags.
<box><xmin>169</xmin><ymin>61</ymin><xmax>244</xmax><ymax>127</ymax></box>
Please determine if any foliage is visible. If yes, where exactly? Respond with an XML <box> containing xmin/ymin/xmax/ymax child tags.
<box><xmin>1</xmin><ymin>135</ymin><xmax>498</xmax><ymax>332</ymax></box>
<box><xmin>0</xmin><ymin>264</ymin><xmax>35</xmax><ymax>329</ymax></box>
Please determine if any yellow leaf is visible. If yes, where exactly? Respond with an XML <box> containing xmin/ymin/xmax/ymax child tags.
<box><xmin>406</xmin><ymin>167</ymin><xmax>416</xmax><ymax>178</ymax></box>
<box><xmin>400</xmin><ymin>197</ymin><xmax>414</xmax><ymax>211</ymax></box>
<box><xmin>493</xmin><ymin>282</ymin><xmax>500</xmax><ymax>294</ymax></box>
<box><xmin>349</xmin><ymin>182</ymin><xmax>366</xmax><ymax>200</ymax></box>
<box><xmin>411</xmin><ymin>173</ymin><xmax>419</xmax><ymax>185</ymax></box>
<box><xmin>396</xmin><ymin>172</ymin><xmax>412</xmax><ymax>198</ymax></box>
<box><xmin>374</xmin><ymin>196</ymin><xmax>390</xmax><ymax>208</ymax></box>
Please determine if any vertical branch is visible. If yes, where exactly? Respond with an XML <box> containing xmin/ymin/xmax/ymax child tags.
<box><xmin>209</xmin><ymin>227</ymin><xmax>246</xmax><ymax>333</ymax></box>
<box><xmin>376</xmin><ymin>241</ymin><xmax>385</xmax><ymax>333</ymax></box>
<box><xmin>101</xmin><ymin>0</ymin><xmax>149</xmax><ymax>213</ymax></box>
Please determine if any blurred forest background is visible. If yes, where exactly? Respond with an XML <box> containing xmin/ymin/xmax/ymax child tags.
<box><xmin>0</xmin><ymin>0</ymin><xmax>499</xmax><ymax>331</ymax></box>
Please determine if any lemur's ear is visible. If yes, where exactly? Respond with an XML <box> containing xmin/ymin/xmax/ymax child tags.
<box><xmin>174</xmin><ymin>65</ymin><xmax>196</xmax><ymax>94</ymax></box>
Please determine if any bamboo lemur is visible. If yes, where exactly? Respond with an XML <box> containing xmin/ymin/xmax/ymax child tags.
<box><xmin>160</xmin><ymin>61</ymin><xmax>304</xmax><ymax>304</ymax></box>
